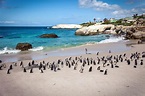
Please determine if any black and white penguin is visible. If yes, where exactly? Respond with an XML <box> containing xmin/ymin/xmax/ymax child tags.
<box><xmin>7</xmin><ymin>69</ymin><xmax>10</xmax><ymax>74</ymax></box>
<box><xmin>85</xmin><ymin>48</ymin><xmax>88</xmax><ymax>54</ymax></box>
<box><xmin>97</xmin><ymin>66</ymin><xmax>100</xmax><ymax>70</ymax></box>
<box><xmin>127</xmin><ymin>59</ymin><xmax>130</xmax><ymax>65</ymax></box>
<box><xmin>96</xmin><ymin>52</ymin><xmax>99</xmax><ymax>55</ymax></box>
<box><xmin>9</xmin><ymin>65</ymin><xmax>13</xmax><ymax>70</ymax></box>
<box><xmin>134</xmin><ymin>66</ymin><xmax>137</xmax><ymax>68</ymax></box>
<box><xmin>23</xmin><ymin>68</ymin><xmax>27</xmax><ymax>72</ymax></box>
<box><xmin>43</xmin><ymin>65</ymin><xmax>46</xmax><ymax>70</ymax></box>
<box><xmin>32</xmin><ymin>60</ymin><xmax>35</xmax><ymax>65</ymax></box>
<box><xmin>40</xmin><ymin>69</ymin><xmax>43</xmax><ymax>73</ymax></box>
<box><xmin>104</xmin><ymin>69</ymin><xmax>108</xmax><ymax>75</ymax></box>
<box><xmin>140</xmin><ymin>60</ymin><xmax>143</xmax><ymax>65</ymax></box>
<box><xmin>89</xmin><ymin>66</ymin><xmax>92</xmax><ymax>72</ymax></box>
<box><xmin>61</xmin><ymin>61</ymin><xmax>64</xmax><ymax>68</ymax></box>
<box><xmin>135</xmin><ymin>59</ymin><xmax>138</xmax><ymax>65</ymax></box>
<box><xmin>20</xmin><ymin>61</ymin><xmax>23</xmax><ymax>67</ymax></box>
<box><xmin>111</xmin><ymin>64</ymin><xmax>114</xmax><ymax>68</ymax></box>
<box><xmin>123</xmin><ymin>53</ymin><xmax>126</xmax><ymax>57</ymax></box>
<box><xmin>39</xmin><ymin>62</ymin><xmax>43</xmax><ymax>70</ymax></box>
<box><xmin>115</xmin><ymin>65</ymin><xmax>119</xmax><ymax>68</ymax></box>
<box><xmin>93</xmin><ymin>60</ymin><xmax>96</xmax><ymax>65</ymax></box>
<box><xmin>30</xmin><ymin>68</ymin><xmax>33</xmax><ymax>73</ymax></box>
<box><xmin>0</xmin><ymin>65</ymin><xmax>2</xmax><ymax>70</ymax></box>
<box><xmin>28</xmin><ymin>62</ymin><xmax>31</xmax><ymax>66</ymax></box>
<box><xmin>43</xmin><ymin>61</ymin><xmax>45</xmax><ymax>64</ymax></box>
<box><xmin>68</xmin><ymin>63</ymin><xmax>71</xmax><ymax>68</ymax></box>
<box><xmin>79</xmin><ymin>67</ymin><xmax>84</xmax><ymax>73</ymax></box>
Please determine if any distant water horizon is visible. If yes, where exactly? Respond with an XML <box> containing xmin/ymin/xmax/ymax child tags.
<box><xmin>0</xmin><ymin>26</ymin><xmax>123</xmax><ymax>54</ymax></box>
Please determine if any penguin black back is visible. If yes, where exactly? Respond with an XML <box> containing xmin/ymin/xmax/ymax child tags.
<box><xmin>30</xmin><ymin>68</ymin><xmax>33</xmax><ymax>73</ymax></box>
<box><xmin>97</xmin><ymin>66</ymin><xmax>100</xmax><ymax>70</ymax></box>
<box><xmin>24</xmin><ymin>68</ymin><xmax>27</xmax><ymax>72</ymax></box>
<box><xmin>9</xmin><ymin>65</ymin><xmax>13</xmax><ymax>70</ymax></box>
<box><xmin>89</xmin><ymin>66</ymin><xmax>92</xmax><ymax>72</ymax></box>
<box><xmin>7</xmin><ymin>69</ymin><xmax>10</xmax><ymax>74</ymax></box>
<box><xmin>140</xmin><ymin>60</ymin><xmax>143</xmax><ymax>65</ymax></box>
<box><xmin>104</xmin><ymin>69</ymin><xmax>108</xmax><ymax>75</ymax></box>
<box><xmin>40</xmin><ymin>69</ymin><xmax>43</xmax><ymax>73</ymax></box>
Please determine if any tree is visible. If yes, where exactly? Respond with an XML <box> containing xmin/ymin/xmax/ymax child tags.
<box><xmin>103</xmin><ymin>18</ymin><xmax>110</xmax><ymax>24</ymax></box>
<box><xmin>133</xmin><ymin>14</ymin><xmax>138</xmax><ymax>19</ymax></box>
<box><xmin>93</xmin><ymin>18</ymin><xmax>96</xmax><ymax>23</ymax></box>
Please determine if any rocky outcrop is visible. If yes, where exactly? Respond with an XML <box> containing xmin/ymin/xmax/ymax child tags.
<box><xmin>40</xmin><ymin>34</ymin><xmax>58</xmax><ymax>38</ymax></box>
<box><xmin>75</xmin><ymin>24</ymin><xmax>115</xmax><ymax>36</ymax></box>
<box><xmin>16</xmin><ymin>43</ymin><xmax>32</xmax><ymax>51</ymax></box>
<box><xmin>132</xmin><ymin>31</ymin><xmax>145</xmax><ymax>39</ymax></box>
<box><xmin>74</xmin><ymin>23</ymin><xmax>145</xmax><ymax>40</ymax></box>
<box><xmin>123</xmin><ymin>26</ymin><xmax>145</xmax><ymax>39</ymax></box>
<box><xmin>52</xmin><ymin>24</ymin><xmax>82</xmax><ymax>29</ymax></box>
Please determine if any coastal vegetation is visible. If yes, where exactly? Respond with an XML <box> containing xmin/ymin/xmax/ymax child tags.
<box><xmin>75</xmin><ymin>13</ymin><xmax>145</xmax><ymax>42</ymax></box>
<box><xmin>80</xmin><ymin>22</ymin><xmax>96</xmax><ymax>27</ymax></box>
<box><xmin>80</xmin><ymin>13</ymin><xmax>145</xmax><ymax>27</ymax></box>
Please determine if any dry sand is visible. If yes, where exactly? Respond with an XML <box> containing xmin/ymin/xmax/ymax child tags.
<box><xmin>0</xmin><ymin>40</ymin><xmax>145</xmax><ymax>96</ymax></box>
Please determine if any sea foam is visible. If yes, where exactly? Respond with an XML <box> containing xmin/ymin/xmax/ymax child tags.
<box><xmin>29</xmin><ymin>46</ymin><xmax>44</xmax><ymax>51</ymax></box>
<box><xmin>99</xmin><ymin>36</ymin><xmax>124</xmax><ymax>44</ymax></box>
<box><xmin>0</xmin><ymin>47</ymin><xmax>21</xmax><ymax>54</ymax></box>
<box><xmin>0</xmin><ymin>46</ymin><xmax>44</xmax><ymax>54</ymax></box>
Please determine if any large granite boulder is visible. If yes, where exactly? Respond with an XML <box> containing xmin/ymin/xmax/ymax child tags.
<box><xmin>114</xmin><ymin>25</ymin><xmax>136</xmax><ymax>35</ymax></box>
<box><xmin>40</xmin><ymin>33</ymin><xmax>58</xmax><ymax>38</ymax></box>
<box><xmin>123</xmin><ymin>26</ymin><xmax>145</xmax><ymax>39</ymax></box>
<box><xmin>132</xmin><ymin>31</ymin><xmax>145</xmax><ymax>39</ymax></box>
<box><xmin>75</xmin><ymin>24</ymin><xmax>115</xmax><ymax>36</ymax></box>
<box><xmin>75</xmin><ymin>26</ymin><xmax>98</xmax><ymax>36</ymax></box>
<box><xmin>16</xmin><ymin>43</ymin><xmax>32</xmax><ymax>51</ymax></box>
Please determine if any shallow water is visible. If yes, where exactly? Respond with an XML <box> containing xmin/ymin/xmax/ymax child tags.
<box><xmin>0</xmin><ymin>26</ymin><xmax>110</xmax><ymax>54</ymax></box>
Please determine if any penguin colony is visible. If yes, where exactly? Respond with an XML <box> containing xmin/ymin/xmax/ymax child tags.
<box><xmin>0</xmin><ymin>51</ymin><xmax>145</xmax><ymax>75</ymax></box>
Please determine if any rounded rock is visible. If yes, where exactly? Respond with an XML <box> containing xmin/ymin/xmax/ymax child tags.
<box><xmin>16</xmin><ymin>43</ymin><xmax>32</xmax><ymax>51</ymax></box>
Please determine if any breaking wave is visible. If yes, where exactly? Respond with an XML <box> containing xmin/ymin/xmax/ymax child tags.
<box><xmin>99</xmin><ymin>36</ymin><xmax>124</xmax><ymax>44</ymax></box>
<box><xmin>29</xmin><ymin>46</ymin><xmax>44</xmax><ymax>51</ymax></box>
<box><xmin>0</xmin><ymin>47</ymin><xmax>21</xmax><ymax>54</ymax></box>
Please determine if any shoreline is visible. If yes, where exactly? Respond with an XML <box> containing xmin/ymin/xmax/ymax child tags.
<box><xmin>0</xmin><ymin>38</ymin><xmax>139</xmax><ymax>63</ymax></box>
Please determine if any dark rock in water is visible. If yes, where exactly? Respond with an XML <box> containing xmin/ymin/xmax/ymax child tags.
<box><xmin>40</xmin><ymin>33</ymin><xmax>58</xmax><ymax>38</ymax></box>
<box><xmin>105</xmin><ymin>35</ymin><xmax>110</xmax><ymax>38</ymax></box>
<box><xmin>16</xmin><ymin>43</ymin><xmax>32</xmax><ymax>51</ymax></box>
<box><xmin>0</xmin><ymin>36</ymin><xmax>3</xmax><ymax>38</ymax></box>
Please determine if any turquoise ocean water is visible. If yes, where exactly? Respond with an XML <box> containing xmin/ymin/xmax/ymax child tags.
<box><xmin>0</xmin><ymin>26</ymin><xmax>122</xmax><ymax>54</ymax></box>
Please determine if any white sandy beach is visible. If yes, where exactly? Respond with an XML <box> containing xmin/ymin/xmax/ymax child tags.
<box><xmin>0</xmin><ymin>40</ymin><xmax>145</xmax><ymax>96</ymax></box>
